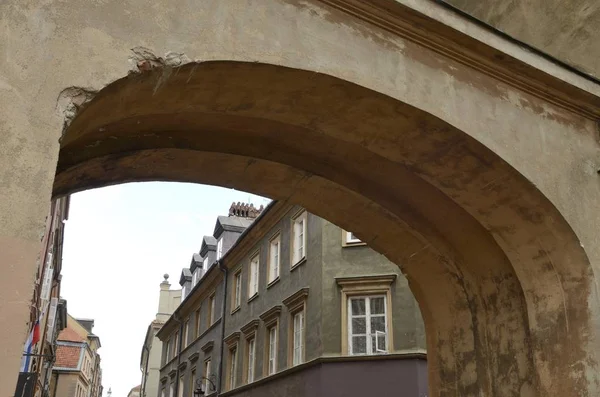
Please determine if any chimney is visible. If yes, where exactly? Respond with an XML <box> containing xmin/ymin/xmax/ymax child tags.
<box><xmin>228</xmin><ymin>202</ymin><xmax>264</xmax><ymax>219</ymax></box>
<box><xmin>157</xmin><ymin>274</ymin><xmax>172</xmax><ymax>321</ymax></box>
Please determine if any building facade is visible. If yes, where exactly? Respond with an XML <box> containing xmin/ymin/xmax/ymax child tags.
<box><xmin>140</xmin><ymin>276</ymin><xmax>182</xmax><ymax>397</ymax></box>
<box><xmin>14</xmin><ymin>197</ymin><xmax>70</xmax><ymax>397</ymax></box>
<box><xmin>50</xmin><ymin>315</ymin><xmax>103</xmax><ymax>397</ymax></box>
<box><xmin>156</xmin><ymin>202</ymin><xmax>426</xmax><ymax>397</ymax></box>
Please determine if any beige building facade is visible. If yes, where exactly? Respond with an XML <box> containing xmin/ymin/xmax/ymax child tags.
<box><xmin>140</xmin><ymin>276</ymin><xmax>182</xmax><ymax>397</ymax></box>
<box><xmin>50</xmin><ymin>315</ymin><xmax>103</xmax><ymax>397</ymax></box>
<box><xmin>2</xmin><ymin>1</ymin><xmax>600</xmax><ymax>396</ymax></box>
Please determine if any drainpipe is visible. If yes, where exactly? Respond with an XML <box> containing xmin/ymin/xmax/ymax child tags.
<box><xmin>216</xmin><ymin>260</ymin><xmax>228</xmax><ymax>395</ymax></box>
<box><xmin>172</xmin><ymin>313</ymin><xmax>184</xmax><ymax>397</ymax></box>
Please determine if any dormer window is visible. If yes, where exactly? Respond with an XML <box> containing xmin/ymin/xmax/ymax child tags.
<box><xmin>203</xmin><ymin>257</ymin><xmax>209</xmax><ymax>271</ymax></box>
<box><xmin>217</xmin><ymin>237</ymin><xmax>224</xmax><ymax>260</ymax></box>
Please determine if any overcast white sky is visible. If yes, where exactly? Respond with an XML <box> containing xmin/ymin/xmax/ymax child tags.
<box><xmin>60</xmin><ymin>182</ymin><xmax>270</xmax><ymax>397</ymax></box>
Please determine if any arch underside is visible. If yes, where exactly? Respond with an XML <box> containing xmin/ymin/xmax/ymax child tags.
<box><xmin>56</xmin><ymin>62</ymin><xmax>593</xmax><ymax>396</ymax></box>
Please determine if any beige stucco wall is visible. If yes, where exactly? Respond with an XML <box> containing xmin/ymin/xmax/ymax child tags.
<box><xmin>1</xmin><ymin>0</ymin><xmax>599</xmax><ymax>395</ymax></box>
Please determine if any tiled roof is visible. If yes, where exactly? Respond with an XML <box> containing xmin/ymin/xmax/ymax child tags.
<box><xmin>55</xmin><ymin>344</ymin><xmax>82</xmax><ymax>369</ymax></box>
<box><xmin>57</xmin><ymin>326</ymin><xmax>85</xmax><ymax>342</ymax></box>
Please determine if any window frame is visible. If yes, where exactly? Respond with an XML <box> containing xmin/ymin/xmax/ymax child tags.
<box><xmin>228</xmin><ymin>344</ymin><xmax>238</xmax><ymax>391</ymax></box>
<box><xmin>247</xmin><ymin>252</ymin><xmax>260</xmax><ymax>300</ymax></box>
<box><xmin>203</xmin><ymin>358</ymin><xmax>213</xmax><ymax>394</ymax></box>
<box><xmin>290</xmin><ymin>210</ymin><xmax>307</xmax><ymax>268</ymax></box>
<box><xmin>190</xmin><ymin>368</ymin><xmax>197</xmax><ymax>397</ymax></box>
<box><xmin>283</xmin><ymin>288</ymin><xmax>308</xmax><ymax>367</ymax></box>
<box><xmin>336</xmin><ymin>275</ymin><xmax>396</xmax><ymax>356</ymax></box>
<box><xmin>216</xmin><ymin>237</ymin><xmax>224</xmax><ymax>259</ymax></box>
<box><xmin>177</xmin><ymin>374</ymin><xmax>185</xmax><ymax>397</ymax></box>
<box><xmin>208</xmin><ymin>292</ymin><xmax>216</xmax><ymax>326</ymax></box>
<box><xmin>246</xmin><ymin>336</ymin><xmax>256</xmax><ymax>383</ymax></box>
<box><xmin>231</xmin><ymin>268</ymin><xmax>242</xmax><ymax>313</ymax></box>
<box><xmin>195</xmin><ymin>308</ymin><xmax>201</xmax><ymax>339</ymax></box>
<box><xmin>348</xmin><ymin>295</ymin><xmax>389</xmax><ymax>355</ymax></box>
<box><xmin>341</xmin><ymin>229</ymin><xmax>366</xmax><ymax>247</ymax></box>
<box><xmin>267</xmin><ymin>324</ymin><xmax>278</xmax><ymax>375</ymax></box>
<box><xmin>267</xmin><ymin>232</ymin><xmax>281</xmax><ymax>285</ymax></box>
<box><xmin>182</xmin><ymin>319</ymin><xmax>189</xmax><ymax>349</ymax></box>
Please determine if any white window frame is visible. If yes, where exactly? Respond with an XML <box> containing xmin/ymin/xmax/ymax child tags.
<box><xmin>183</xmin><ymin>320</ymin><xmax>189</xmax><ymax>348</ymax></box>
<box><xmin>267</xmin><ymin>326</ymin><xmax>277</xmax><ymax>375</ymax></box>
<box><xmin>291</xmin><ymin>211</ymin><xmax>307</xmax><ymax>266</ymax></box>
<box><xmin>346</xmin><ymin>231</ymin><xmax>361</xmax><ymax>243</ymax></box>
<box><xmin>233</xmin><ymin>271</ymin><xmax>242</xmax><ymax>309</ymax></box>
<box><xmin>347</xmin><ymin>295</ymin><xmax>388</xmax><ymax>355</ymax></box>
<box><xmin>229</xmin><ymin>346</ymin><xmax>238</xmax><ymax>390</ymax></box>
<box><xmin>292</xmin><ymin>311</ymin><xmax>305</xmax><ymax>365</ymax></box>
<box><xmin>216</xmin><ymin>237</ymin><xmax>223</xmax><ymax>260</ymax></box>
<box><xmin>248</xmin><ymin>254</ymin><xmax>259</xmax><ymax>298</ymax></box>
<box><xmin>177</xmin><ymin>375</ymin><xmax>184</xmax><ymax>397</ymax></box>
<box><xmin>268</xmin><ymin>235</ymin><xmax>281</xmax><ymax>283</ymax></box>
<box><xmin>204</xmin><ymin>359</ymin><xmax>212</xmax><ymax>393</ymax></box>
<box><xmin>247</xmin><ymin>337</ymin><xmax>256</xmax><ymax>383</ymax></box>
<box><xmin>209</xmin><ymin>294</ymin><xmax>216</xmax><ymax>325</ymax></box>
<box><xmin>203</xmin><ymin>257</ymin><xmax>209</xmax><ymax>271</ymax></box>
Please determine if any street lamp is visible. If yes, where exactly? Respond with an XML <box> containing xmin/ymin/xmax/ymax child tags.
<box><xmin>194</xmin><ymin>377</ymin><xmax>216</xmax><ymax>397</ymax></box>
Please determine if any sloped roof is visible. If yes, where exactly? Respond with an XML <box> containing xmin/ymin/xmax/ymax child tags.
<box><xmin>55</xmin><ymin>343</ymin><xmax>83</xmax><ymax>369</ymax></box>
<box><xmin>57</xmin><ymin>326</ymin><xmax>85</xmax><ymax>342</ymax></box>
<box><xmin>213</xmin><ymin>216</ymin><xmax>255</xmax><ymax>236</ymax></box>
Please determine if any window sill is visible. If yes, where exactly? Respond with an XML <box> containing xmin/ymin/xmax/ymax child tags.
<box><xmin>342</xmin><ymin>241</ymin><xmax>367</xmax><ymax>247</ymax></box>
<box><xmin>290</xmin><ymin>257</ymin><xmax>306</xmax><ymax>272</ymax></box>
<box><xmin>231</xmin><ymin>306</ymin><xmax>241</xmax><ymax>315</ymax></box>
<box><xmin>267</xmin><ymin>277</ymin><xmax>280</xmax><ymax>289</ymax></box>
<box><xmin>247</xmin><ymin>293</ymin><xmax>259</xmax><ymax>303</ymax></box>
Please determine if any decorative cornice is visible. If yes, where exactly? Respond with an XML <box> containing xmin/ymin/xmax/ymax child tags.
<box><xmin>178</xmin><ymin>361</ymin><xmax>187</xmax><ymax>371</ymax></box>
<box><xmin>160</xmin><ymin>376</ymin><xmax>168</xmax><ymax>384</ymax></box>
<box><xmin>168</xmin><ymin>368</ymin><xmax>177</xmax><ymax>378</ymax></box>
<box><xmin>240</xmin><ymin>319</ymin><xmax>260</xmax><ymax>336</ymax></box>
<box><xmin>336</xmin><ymin>274</ymin><xmax>396</xmax><ymax>288</ymax></box>
<box><xmin>259</xmin><ymin>305</ymin><xmax>282</xmax><ymax>327</ymax></box>
<box><xmin>318</xmin><ymin>0</ymin><xmax>600</xmax><ymax>120</ymax></box>
<box><xmin>189</xmin><ymin>351</ymin><xmax>200</xmax><ymax>362</ymax></box>
<box><xmin>201</xmin><ymin>341</ymin><xmax>214</xmax><ymax>353</ymax></box>
<box><xmin>224</xmin><ymin>331</ymin><xmax>241</xmax><ymax>347</ymax></box>
<box><xmin>282</xmin><ymin>288</ymin><xmax>309</xmax><ymax>312</ymax></box>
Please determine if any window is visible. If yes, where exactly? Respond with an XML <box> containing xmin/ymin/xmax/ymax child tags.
<box><xmin>190</xmin><ymin>369</ymin><xmax>197</xmax><ymax>396</ymax></box>
<box><xmin>204</xmin><ymin>359</ymin><xmax>213</xmax><ymax>393</ymax></box>
<box><xmin>267</xmin><ymin>326</ymin><xmax>277</xmax><ymax>375</ymax></box>
<box><xmin>192</xmin><ymin>270</ymin><xmax>198</xmax><ymax>286</ymax></box>
<box><xmin>232</xmin><ymin>271</ymin><xmax>242</xmax><ymax>310</ymax></box>
<box><xmin>181</xmin><ymin>284</ymin><xmax>188</xmax><ymax>302</ymax></box>
<box><xmin>228</xmin><ymin>345</ymin><xmax>238</xmax><ymax>390</ymax></box>
<box><xmin>216</xmin><ymin>237</ymin><xmax>223</xmax><ymax>259</ymax></box>
<box><xmin>291</xmin><ymin>211</ymin><xmax>307</xmax><ymax>265</ymax></box>
<box><xmin>246</xmin><ymin>337</ymin><xmax>256</xmax><ymax>383</ymax></box>
<box><xmin>208</xmin><ymin>293</ymin><xmax>216</xmax><ymax>325</ymax></box>
<box><xmin>348</xmin><ymin>296</ymin><xmax>388</xmax><ymax>355</ymax></box>
<box><xmin>183</xmin><ymin>320</ymin><xmax>189</xmax><ymax>348</ymax></box>
<box><xmin>160</xmin><ymin>388</ymin><xmax>166</xmax><ymax>397</ymax></box>
<box><xmin>268</xmin><ymin>234</ymin><xmax>280</xmax><ymax>283</ymax></box>
<box><xmin>292</xmin><ymin>311</ymin><xmax>305</xmax><ymax>365</ymax></box>
<box><xmin>195</xmin><ymin>308</ymin><xmax>201</xmax><ymax>338</ymax></box>
<box><xmin>177</xmin><ymin>375</ymin><xmax>184</xmax><ymax>397</ymax></box>
<box><xmin>169</xmin><ymin>382</ymin><xmax>174</xmax><ymax>397</ymax></box>
<box><xmin>203</xmin><ymin>256</ymin><xmax>209</xmax><ymax>271</ymax></box>
<box><xmin>174</xmin><ymin>331</ymin><xmax>179</xmax><ymax>356</ymax></box>
<box><xmin>248</xmin><ymin>254</ymin><xmax>259</xmax><ymax>298</ymax></box>
<box><xmin>165</xmin><ymin>338</ymin><xmax>171</xmax><ymax>362</ymax></box>
<box><xmin>343</xmin><ymin>230</ymin><xmax>363</xmax><ymax>246</ymax></box>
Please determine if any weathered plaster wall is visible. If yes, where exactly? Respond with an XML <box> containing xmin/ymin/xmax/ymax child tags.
<box><xmin>1</xmin><ymin>0</ymin><xmax>599</xmax><ymax>395</ymax></box>
<box><xmin>444</xmin><ymin>0</ymin><xmax>600</xmax><ymax>79</ymax></box>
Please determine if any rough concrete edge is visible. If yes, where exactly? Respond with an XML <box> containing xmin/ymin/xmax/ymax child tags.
<box><xmin>56</xmin><ymin>47</ymin><xmax>193</xmax><ymax>143</ymax></box>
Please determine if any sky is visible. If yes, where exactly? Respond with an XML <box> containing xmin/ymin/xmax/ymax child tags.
<box><xmin>60</xmin><ymin>182</ymin><xmax>270</xmax><ymax>397</ymax></box>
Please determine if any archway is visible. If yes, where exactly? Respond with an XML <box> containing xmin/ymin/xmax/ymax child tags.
<box><xmin>53</xmin><ymin>61</ymin><xmax>593</xmax><ymax>396</ymax></box>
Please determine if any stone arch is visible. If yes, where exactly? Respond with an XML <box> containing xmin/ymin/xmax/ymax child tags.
<box><xmin>54</xmin><ymin>61</ymin><xmax>593</xmax><ymax>397</ymax></box>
